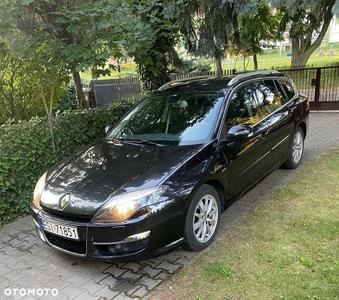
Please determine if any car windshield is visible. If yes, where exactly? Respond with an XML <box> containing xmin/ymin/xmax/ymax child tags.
<box><xmin>108</xmin><ymin>91</ymin><xmax>225</xmax><ymax>146</ymax></box>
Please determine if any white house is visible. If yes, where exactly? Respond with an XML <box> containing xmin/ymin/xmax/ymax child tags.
<box><xmin>328</xmin><ymin>15</ymin><xmax>339</xmax><ymax>43</ymax></box>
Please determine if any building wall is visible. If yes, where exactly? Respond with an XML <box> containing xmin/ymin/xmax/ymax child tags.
<box><xmin>329</xmin><ymin>15</ymin><xmax>339</xmax><ymax>43</ymax></box>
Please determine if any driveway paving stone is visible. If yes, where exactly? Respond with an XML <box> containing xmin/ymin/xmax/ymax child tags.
<box><xmin>1</xmin><ymin>112</ymin><xmax>339</xmax><ymax>300</ymax></box>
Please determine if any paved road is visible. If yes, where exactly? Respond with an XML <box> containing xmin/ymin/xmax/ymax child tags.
<box><xmin>1</xmin><ymin>112</ymin><xmax>339</xmax><ymax>300</ymax></box>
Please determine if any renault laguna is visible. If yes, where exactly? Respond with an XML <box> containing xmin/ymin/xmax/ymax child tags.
<box><xmin>31</xmin><ymin>70</ymin><xmax>309</xmax><ymax>261</ymax></box>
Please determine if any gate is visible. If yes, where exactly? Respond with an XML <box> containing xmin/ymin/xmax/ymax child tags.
<box><xmin>280</xmin><ymin>66</ymin><xmax>339</xmax><ymax>110</ymax></box>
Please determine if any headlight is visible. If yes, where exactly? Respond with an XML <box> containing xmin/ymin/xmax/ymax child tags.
<box><xmin>32</xmin><ymin>172</ymin><xmax>47</xmax><ymax>210</ymax></box>
<box><xmin>92</xmin><ymin>186</ymin><xmax>168</xmax><ymax>223</ymax></box>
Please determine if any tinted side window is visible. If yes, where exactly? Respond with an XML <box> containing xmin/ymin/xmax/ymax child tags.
<box><xmin>279</xmin><ymin>80</ymin><xmax>296</xmax><ymax>100</ymax></box>
<box><xmin>253</xmin><ymin>80</ymin><xmax>285</xmax><ymax>118</ymax></box>
<box><xmin>226</xmin><ymin>84</ymin><xmax>260</xmax><ymax>127</ymax></box>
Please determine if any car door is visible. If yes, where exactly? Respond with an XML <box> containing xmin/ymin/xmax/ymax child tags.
<box><xmin>252</xmin><ymin>79</ymin><xmax>294</xmax><ymax>169</ymax></box>
<box><xmin>218</xmin><ymin>83</ymin><xmax>271</xmax><ymax>199</ymax></box>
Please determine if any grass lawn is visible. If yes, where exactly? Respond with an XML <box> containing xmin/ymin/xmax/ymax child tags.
<box><xmin>150</xmin><ymin>146</ymin><xmax>339</xmax><ymax>300</ymax></box>
<box><xmin>222</xmin><ymin>42</ymin><xmax>339</xmax><ymax>71</ymax></box>
<box><xmin>80</xmin><ymin>42</ymin><xmax>339</xmax><ymax>82</ymax></box>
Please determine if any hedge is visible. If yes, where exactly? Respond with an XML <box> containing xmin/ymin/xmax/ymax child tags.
<box><xmin>0</xmin><ymin>97</ymin><xmax>140</xmax><ymax>226</ymax></box>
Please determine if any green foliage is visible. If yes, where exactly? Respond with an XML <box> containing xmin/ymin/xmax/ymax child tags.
<box><xmin>56</xmin><ymin>83</ymin><xmax>78</xmax><ymax>112</ymax></box>
<box><xmin>0</xmin><ymin>40</ymin><xmax>67</xmax><ymax>124</ymax></box>
<box><xmin>179</xmin><ymin>0</ymin><xmax>255</xmax><ymax>60</ymax></box>
<box><xmin>132</xmin><ymin>0</ymin><xmax>185</xmax><ymax>91</ymax></box>
<box><xmin>0</xmin><ymin>0</ymin><xmax>186</xmax><ymax>107</ymax></box>
<box><xmin>0</xmin><ymin>98</ymin><xmax>137</xmax><ymax>226</ymax></box>
<box><xmin>236</xmin><ymin>0</ymin><xmax>282</xmax><ymax>56</ymax></box>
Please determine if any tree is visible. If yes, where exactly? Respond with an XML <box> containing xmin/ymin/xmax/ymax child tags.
<box><xmin>178</xmin><ymin>0</ymin><xmax>259</xmax><ymax>75</ymax></box>
<box><xmin>0</xmin><ymin>39</ymin><xmax>67</xmax><ymax>124</ymax></box>
<box><xmin>15</xmin><ymin>0</ymin><xmax>125</xmax><ymax>109</ymax></box>
<box><xmin>127</xmin><ymin>0</ymin><xmax>185</xmax><ymax>91</ymax></box>
<box><xmin>31</xmin><ymin>44</ymin><xmax>69</xmax><ymax>152</ymax></box>
<box><xmin>0</xmin><ymin>0</ymin><xmax>162</xmax><ymax>108</ymax></box>
<box><xmin>234</xmin><ymin>0</ymin><xmax>282</xmax><ymax>70</ymax></box>
<box><xmin>270</xmin><ymin>0</ymin><xmax>338</xmax><ymax>67</ymax></box>
<box><xmin>128</xmin><ymin>0</ymin><xmax>251</xmax><ymax>90</ymax></box>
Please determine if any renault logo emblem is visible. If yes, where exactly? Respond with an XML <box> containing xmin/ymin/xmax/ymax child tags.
<box><xmin>59</xmin><ymin>194</ymin><xmax>70</xmax><ymax>210</ymax></box>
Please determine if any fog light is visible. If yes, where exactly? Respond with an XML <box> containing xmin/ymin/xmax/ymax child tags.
<box><xmin>94</xmin><ymin>230</ymin><xmax>151</xmax><ymax>256</ymax></box>
<box><xmin>109</xmin><ymin>244</ymin><xmax>123</xmax><ymax>253</ymax></box>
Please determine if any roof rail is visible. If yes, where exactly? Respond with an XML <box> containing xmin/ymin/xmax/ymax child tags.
<box><xmin>158</xmin><ymin>75</ymin><xmax>215</xmax><ymax>91</ymax></box>
<box><xmin>227</xmin><ymin>69</ymin><xmax>281</xmax><ymax>86</ymax></box>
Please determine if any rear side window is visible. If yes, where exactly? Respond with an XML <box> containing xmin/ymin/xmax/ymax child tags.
<box><xmin>279</xmin><ymin>80</ymin><xmax>296</xmax><ymax>100</ymax></box>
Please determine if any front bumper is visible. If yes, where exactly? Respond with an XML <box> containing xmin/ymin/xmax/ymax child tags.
<box><xmin>30</xmin><ymin>202</ymin><xmax>185</xmax><ymax>261</ymax></box>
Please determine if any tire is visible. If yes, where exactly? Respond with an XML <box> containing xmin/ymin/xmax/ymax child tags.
<box><xmin>282</xmin><ymin>127</ymin><xmax>304</xmax><ymax>169</ymax></box>
<box><xmin>184</xmin><ymin>184</ymin><xmax>221</xmax><ymax>251</ymax></box>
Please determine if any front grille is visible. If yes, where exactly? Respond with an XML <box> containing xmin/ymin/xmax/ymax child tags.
<box><xmin>45</xmin><ymin>232</ymin><xmax>86</xmax><ymax>255</ymax></box>
<box><xmin>42</xmin><ymin>208</ymin><xmax>92</xmax><ymax>223</ymax></box>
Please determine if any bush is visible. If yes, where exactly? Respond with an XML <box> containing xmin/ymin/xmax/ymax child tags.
<box><xmin>56</xmin><ymin>82</ymin><xmax>78</xmax><ymax>111</ymax></box>
<box><xmin>0</xmin><ymin>96</ymin><xmax>141</xmax><ymax>226</ymax></box>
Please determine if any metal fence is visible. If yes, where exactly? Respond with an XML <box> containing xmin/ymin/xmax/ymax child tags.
<box><xmin>170</xmin><ymin>69</ymin><xmax>237</xmax><ymax>80</ymax></box>
<box><xmin>91</xmin><ymin>66</ymin><xmax>339</xmax><ymax>110</ymax></box>
<box><xmin>91</xmin><ymin>77</ymin><xmax>141</xmax><ymax>107</ymax></box>
<box><xmin>91</xmin><ymin>70</ymin><xmax>237</xmax><ymax>107</ymax></box>
<box><xmin>280</xmin><ymin>66</ymin><xmax>339</xmax><ymax>110</ymax></box>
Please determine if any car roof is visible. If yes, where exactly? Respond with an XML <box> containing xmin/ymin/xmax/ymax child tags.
<box><xmin>158</xmin><ymin>70</ymin><xmax>285</xmax><ymax>93</ymax></box>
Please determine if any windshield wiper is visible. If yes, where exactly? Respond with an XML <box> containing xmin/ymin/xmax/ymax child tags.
<box><xmin>123</xmin><ymin>139</ymin><xmax>164</xmax><ymax>147</ymax></box>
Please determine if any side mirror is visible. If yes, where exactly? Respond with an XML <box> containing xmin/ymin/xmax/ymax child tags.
<box><xmin>105</xmin><ymin>125</ymin><xmax>113</xmax><ymax>134</ymax></box>
<box><xmin>225</xmin><ymin>125</ymin><xmax>252</xmax><ymax>140</ymax></box>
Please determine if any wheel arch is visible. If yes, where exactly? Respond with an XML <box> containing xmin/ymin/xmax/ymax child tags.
<box><xmin>183</xmin><ymin>181</ymin><xmax>223</xmax><ymax>251</ymax></box>
<box><xmin>297</xmin><ymin>121</ymin><xmax>307</xmax><ymax>139</ymax></box>
<box><xmin>203</xmin><ymin>179</ymin><xmax>226</xmax><ymax>212</ymax></box>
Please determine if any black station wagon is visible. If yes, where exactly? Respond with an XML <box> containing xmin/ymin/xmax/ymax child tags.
<box><xmin>31</xmin><ymin>70</ymin><xmax>310</xmax><ymax>261</ymax></box>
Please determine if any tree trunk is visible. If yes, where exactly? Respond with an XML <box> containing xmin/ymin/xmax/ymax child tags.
<box><xmin>72</xmin><ymin>69</ymin><xmax>86</xmax><ymax>109</ymax></box>
<box><xmin>215</xmin><ymin>57</ymin><xmax>223</xmax><ymax>76</ymax></box>
<box><xmin>291</xmin><ymin>39</ymin><xmax>309</xmax><ymax>68</ymax></box>
<box><xmin>253</xmin><ymin>54</ymin><xmax>258</xmax><ymax>70</ymax></box>
<box><xmin>40</xmin><ymin>84</ymin><xmax>55</xmax><ymax>153</ymax></box>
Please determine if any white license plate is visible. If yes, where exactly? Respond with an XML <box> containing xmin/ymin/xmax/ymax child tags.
<box><xmin>39</xmin><ymin>218</ymin><xmax>79</xmax><ymax>240</ymax></box>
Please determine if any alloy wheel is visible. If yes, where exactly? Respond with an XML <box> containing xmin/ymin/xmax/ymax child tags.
<box><xmin>292</xmin><ymin>131</ymin><xmax>304</xmax><ymax>164</ymax></box>
<box><xmin>192</xmin><ymin>193</ymin><xmax>219</xmax><ymax>243</ymax></box>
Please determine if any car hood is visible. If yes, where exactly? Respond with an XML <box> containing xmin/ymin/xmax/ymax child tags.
<box><xmin>40</xmin><ymin>139</ymin><xmax>200</xmax><ymax>216</ymax></box>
